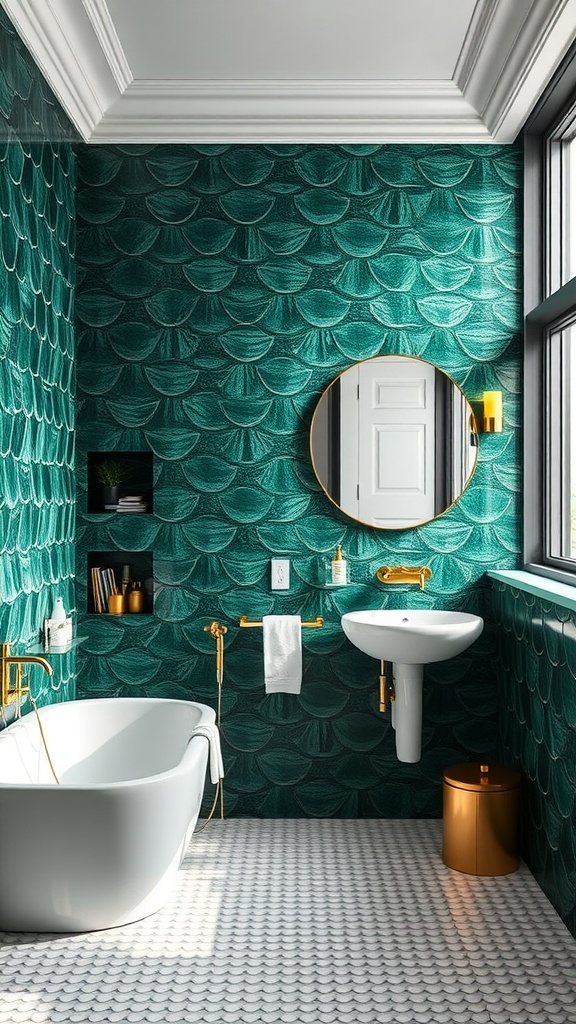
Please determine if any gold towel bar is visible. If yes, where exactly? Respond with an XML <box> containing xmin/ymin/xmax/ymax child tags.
<box><xmin>239</xmin><ymin>615</ymin><xmax>324</xmax><ymax>629</ymax></box>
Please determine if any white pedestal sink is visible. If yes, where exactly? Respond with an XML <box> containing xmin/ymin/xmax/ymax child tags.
<box><xmin>341</xmin><ymin>610</ymin><xmax>484</xmax><ymax>763</ymax></box>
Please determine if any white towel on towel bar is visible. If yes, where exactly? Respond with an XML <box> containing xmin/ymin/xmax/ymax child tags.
<box><xmin>263</xmin><ymin>615</ymin><xmax>302</xmax><ymax>694</ymax></box>
<box><xmin>192</xmin><ymin>724</ymin><xmax>224</xmax><ymax>783</ymax></box>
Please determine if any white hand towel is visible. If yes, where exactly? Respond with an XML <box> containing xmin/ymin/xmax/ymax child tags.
<box><xmin>263</xmin><ymin>615</ymin><xmax>302</xmax><ymax>694</ymax></box>
<box><xmin>192</xmin><ymin>724</ymin><xmax>224</xmax><ymax>783</ymax></box>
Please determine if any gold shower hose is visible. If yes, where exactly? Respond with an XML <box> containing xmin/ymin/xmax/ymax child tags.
<box><xmin>196</xmin><ymin>620</ymin><xmax>227</xmax><ymax>830</ymax></box>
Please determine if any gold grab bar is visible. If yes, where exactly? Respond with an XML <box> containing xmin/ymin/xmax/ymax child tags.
<box><xmin>239</xmin><ymin>615</ymin><xmax>324</xmax><ymax>628</ymax></box>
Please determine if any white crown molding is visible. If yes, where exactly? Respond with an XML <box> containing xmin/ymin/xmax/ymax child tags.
<box><xmin>458</xmin><ymin>0</ymin><xmax>576</xmax><ymax>142</ymax></box>
<box><xmin>91</xmin><ymin>79</ymin><xmax>491</xmax><ymax>144</ymax></box>
<box><xmin>486</xmin><ymin>0</ymin><xmax>576</xmax><ymax>140</ymax></box>
<box><xmin>81</xmin><ymin>0</ymin><xmax>132</xmax><ymax>94</ymax></box>
<box><xmin>453</xmin><ymin>0</ymin><xmax>501</xmax><ymax>90</ymax></box>
<box><xmin>3</xmin><ymin>0</ymin><xmax>574</xmax><ymax>144</ymax></box>
<box><xmin>1</xmin><ymin>0</ymin><xmax>121</xmax><ymax>139</ymax></box>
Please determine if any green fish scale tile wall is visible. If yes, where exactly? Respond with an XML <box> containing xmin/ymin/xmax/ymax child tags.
<box><xmin>76</xmin><ymin>142</ymin><xmax>522</xmax><ymax>817</ymax></box>
<box><xmin>493</xmin><ymin>580</ymin><xmax>576</xmax><ymax>936</ymax></box>
<box><xmin>0</xmin><ymin>9</ymin><xmax>77</xmax><ymax>706</ymax></box>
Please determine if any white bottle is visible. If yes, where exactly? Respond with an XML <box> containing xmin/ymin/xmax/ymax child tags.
<box><xmin>48</xmin><ymin>596</ymin><xmax>72</xmax><ymax>649</ymax></box>
<box><xmin>51</xmin><ymin>597</ymin><xmax>66</xmax><ymax>621</ymax></box>
<box><xmin>331</xmin><ymin>545</ymin><xmax>347</xmax><ymax>585</ymax></box>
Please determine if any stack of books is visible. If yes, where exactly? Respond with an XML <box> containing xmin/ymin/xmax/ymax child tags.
<box><xmin>116</xmin><ymin>495</ymin><xmax>147</xmax><ymax>513</ymax></box>
<box><xmin>91</xmin><ymin>566</ymin><xmax>119</xmax><ymax>613</ymax></box>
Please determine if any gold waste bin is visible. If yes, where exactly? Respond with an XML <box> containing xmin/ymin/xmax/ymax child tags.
<box><xmin>442</xmin><ymin>762</ymin><xmax>521</xmax><ymax>876</ymax></box>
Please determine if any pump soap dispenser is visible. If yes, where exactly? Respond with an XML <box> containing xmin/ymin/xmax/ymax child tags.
<box><xmin>331</xmin><ymin>545</ymin><xmax>348</xmax><ymax>585</ymax></box>
<box><xmin>45</xmin><ymin>596</ymin><xmax>72</xmax><ymax>649</ymax></box>
<box><xmin>51</xmin><ymin>597</ymin><xmax>66</xmax><ymax>621</ymax></box>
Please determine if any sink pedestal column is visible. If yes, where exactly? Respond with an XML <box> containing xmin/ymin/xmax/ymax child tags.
<box><xmin>391</xmin><ymin>663</ymin><xmax>423</xmax><ymax>763</ymax></box>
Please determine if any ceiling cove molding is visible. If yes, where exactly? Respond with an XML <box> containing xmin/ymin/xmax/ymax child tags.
<box><xmin>458</xmin><ymin>0</ymin><xmax>576</xmax><ymax>141</ymax></box>
<box><xmin>1</xmin><ymin>0</ymin><xmax>120</xmax><ymax>139</ymax></box>
<box><xmin>4</xmin><ymin>0</ymin><xmax>572</xmax><ymax>144</ymax></box>
<box><xmin>81</xmin><ymin>0</ymin><xmax>133</xmax><ymax>94</ymax></box>
<box><xmin>484</xmin><ymin>0</ymin><xmax>576</xmax><ymax>140</ymax></box>
<box><xmin>453</xmin><ymin>0</ymin><xmax>501</xmax><ymax>91</ymax></box>
<box><xmin>92</xmin><ymin>79</ymin><xmax>491</xmax><ymax>144</ymax></box>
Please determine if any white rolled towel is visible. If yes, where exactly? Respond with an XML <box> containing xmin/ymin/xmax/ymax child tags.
<box><xmin>263</xmin><ymin>614</ymin><xmax>302</xmax><ymax>694</ymax></box>
<box><xmin>192</xmin><ymin>723</ymin><xmax>224</xmax><ymax>783</ymax></box>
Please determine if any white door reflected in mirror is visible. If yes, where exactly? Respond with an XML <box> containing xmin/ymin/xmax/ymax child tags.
<box><xmin>310</xmin><ymin>356</ymin><xmax>478</xmax><ymax>530</ymax></box>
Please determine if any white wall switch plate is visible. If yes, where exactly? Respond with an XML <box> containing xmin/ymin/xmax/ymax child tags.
<box><xmin>271</xmin><ymin>559</ymin><xmax>290</xmax><ymax>590</ymax></box>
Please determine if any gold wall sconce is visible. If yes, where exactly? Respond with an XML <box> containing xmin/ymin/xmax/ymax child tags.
<box><xmin>482</xmin><ymin>391</ymin><xmax>503</xmax><ymax>433</ymax></box>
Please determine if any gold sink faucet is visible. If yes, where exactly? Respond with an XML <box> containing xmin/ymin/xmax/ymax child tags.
<box><xmin>1</xmin><ymin>642</ymin><xmax>53</xmax><ymax>708</ymax></box>
<box><xmin>376</xmin><ymin>565</ymin><xmax>432</xmax><ymax>591</ymax></box>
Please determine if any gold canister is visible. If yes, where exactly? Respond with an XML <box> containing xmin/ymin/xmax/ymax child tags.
<box><xmin>128</xmin><ymin>583</ymin><xmax>145</xmax><ymax>614</ymax></box>
<box><xmin>442</xmin><ymin>762</ymin><xmax>521</xmax><ymax>876</ymax></box>
<box><xmin>107</xmin><ymin>593</ymin><xmax>124</xmax><ymax>615</ymax></box>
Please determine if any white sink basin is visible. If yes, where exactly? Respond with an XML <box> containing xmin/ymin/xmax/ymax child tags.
<box><xmin>341</xmin><ymin>609</ymin><xmax>484</xmax><ymax>764</ymax></box>
<box><xmin>341</xmin><ymin>609</ymin><xmax>484</xmax><ymax>664</ymax></box>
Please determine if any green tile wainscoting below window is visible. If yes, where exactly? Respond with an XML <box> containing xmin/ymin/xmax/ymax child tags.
<box><xmin>491</xmin><ymin>574</ymin><xmax>576</xmax><ymax>938</ymax></box>
<box><xmin>0</xmin><ymin>8</ymin><xmax>77</xmax><ymax>707</ymax></box>
<box><xmin>75</xmin><ymin>143</ymin><xmax>523</xmax><ymax>820</ymax></box>
<box><xmin>490</xmin><ymin>568</ymin><xmax>576</xmax><ymax>614</ymax></box>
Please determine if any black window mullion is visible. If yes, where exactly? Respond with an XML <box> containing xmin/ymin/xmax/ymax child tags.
<box><xmin>524</xmin><ymin>44</ymin><xmax>576</xmax><ymax>585</ymax></box>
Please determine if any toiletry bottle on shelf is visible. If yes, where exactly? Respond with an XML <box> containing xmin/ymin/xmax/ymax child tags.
<box><xmin>128</xmin><ymin>581</ymin><xmax>145</xmax><ymax>613</ymax></box>
<box><xmin>51</xmin><ymin>597</ymin><xmax>66</xmax><ymax>621</ymax></box>
<box><xmin>107</xmin><ymin>593</ymin><xmax>124</xmax><ymax>615</ymax></box>
<box><xmin>331</xmin><ymin>545</ymin><xmax>348</xmax><ymax>585</ymax></box>
<box><xmin>122</xmin><ymin>564</ymin><xmax>131</xmax><ymax>596</ymax></box>
<box><xmin>47</xmin><ymin>596</ymin><xmax>73</xmax><ymax>647</ymax></box>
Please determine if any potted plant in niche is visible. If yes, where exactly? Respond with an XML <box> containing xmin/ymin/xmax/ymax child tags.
<box><xmin>96</xmin><ymin>460</ymin><xmax>127</xmax><ymax>509</ymax></box>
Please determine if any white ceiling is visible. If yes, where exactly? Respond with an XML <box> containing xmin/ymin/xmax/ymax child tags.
<box><xmin>104</xmin><ymin>0</ymin><xmax>477</xmax><ymax>81</ymax></box>
<box><xmin>3</xmin><ymin>0</ymin><xmax>576</xmax><ymax>143</ymax></box>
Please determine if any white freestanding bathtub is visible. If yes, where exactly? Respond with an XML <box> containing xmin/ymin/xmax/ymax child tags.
<box><xmin>0</xmin><ymin>697</ymin><xmax>216</xmax><ymax>933</ymax></box>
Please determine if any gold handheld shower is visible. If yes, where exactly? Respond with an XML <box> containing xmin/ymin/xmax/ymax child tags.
<box><xmin>202</xmin><ymin>621</ymin><xmax>228</xmax><ymax>823</ymax></box>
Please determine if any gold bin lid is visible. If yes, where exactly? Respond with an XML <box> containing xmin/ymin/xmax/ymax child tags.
<box><xmin>443</xmin><ymin>762</ymin><xmax>521</xmax><ymax>792</ymax></box>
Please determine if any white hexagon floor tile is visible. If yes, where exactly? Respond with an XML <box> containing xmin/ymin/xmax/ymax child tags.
<box><xmin>1</xmin><ymin>820</ymin><xmax>575</xmax><ymax>1023</ymax></box>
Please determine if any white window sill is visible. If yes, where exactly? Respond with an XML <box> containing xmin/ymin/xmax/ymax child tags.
<box><xmin>488</xmin><ymin>569</ymin><xmax>576</xmax><ymax>614</ymax></box>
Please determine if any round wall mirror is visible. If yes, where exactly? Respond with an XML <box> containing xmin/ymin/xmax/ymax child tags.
<box><xmin>310</xmin><ymin>355</ymin><xmax>478</xmax><ymax>530</ymax></box>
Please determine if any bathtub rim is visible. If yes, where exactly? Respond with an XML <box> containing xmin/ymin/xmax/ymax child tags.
<box><xmin>0</xmin><ymin>695</ymin><xmax>217</xmax><ymax>792</ymax></box>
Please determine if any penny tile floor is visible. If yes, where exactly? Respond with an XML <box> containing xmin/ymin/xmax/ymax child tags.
<box><xmin>0</xmin><ymin>819</ymin><xmax>575</xmax><ymax>1023</ymax></box>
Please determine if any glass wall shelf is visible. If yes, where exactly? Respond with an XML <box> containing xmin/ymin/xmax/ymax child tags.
<box><xmin>27</xmin><ymin>637</ymin><xmax>87</xmax><ymax>655</ymax></box>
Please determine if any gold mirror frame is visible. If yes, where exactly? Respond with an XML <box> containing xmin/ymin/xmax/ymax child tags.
<box><xmin>310</xmin><ymin>355</ymin><xmax>479</xmax><ymax>530</ymax></box>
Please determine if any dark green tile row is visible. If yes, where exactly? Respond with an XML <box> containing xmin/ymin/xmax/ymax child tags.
<box><xmin>493</xmin><ymin>580</ymin><xmax>576</xmax><ymax>937</ymax></box>
<box><xmin>0</xmin><ymin>8</ymin><xmax>77</xmax><ymax>705</ymax></box>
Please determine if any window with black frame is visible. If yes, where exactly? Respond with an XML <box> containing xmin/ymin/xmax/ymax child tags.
<box><xmin>525</xmin><ymin>43</ymin><xmax>576</xmax><ymax>583</ymax></box>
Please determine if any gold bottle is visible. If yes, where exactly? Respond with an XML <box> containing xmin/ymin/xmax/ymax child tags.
<box><xmin>128</xmin><ymin>581</ymin><xmax>145</xmax><ymax>613</ymax></box>
<box><xmin>107</xmin><ymin>593</ymin><xmax>124</xmax><ymax>615</ymax></box>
